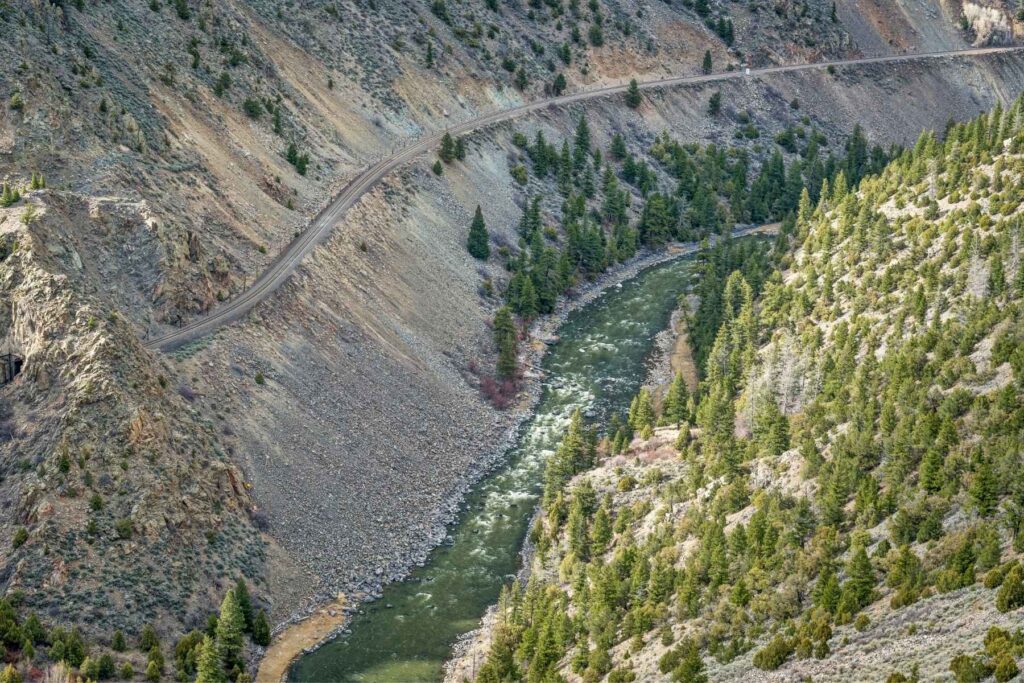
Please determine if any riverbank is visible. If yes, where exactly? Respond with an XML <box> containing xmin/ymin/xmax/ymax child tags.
<box><xmin>258</xmin><ymin>228</ymin><xmax>769</xmax><ymax>681</ymax></box>
<box><xmin>443</xmin><ymin>257</ymin><xmax>703</xmax><ymax>683</ymax></box>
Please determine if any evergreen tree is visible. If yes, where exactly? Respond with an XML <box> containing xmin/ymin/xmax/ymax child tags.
<box><xmin>591</xmin><ymin>503</ymin><xmax>612</xmax><ymax>554</ymax></box>
<box><xmin>252</xmin><ymin>611</ymin><xmax>271</xmax><ymax>647</ymax></box>
<box><xmin>662</xmin><ymin>372</ymin><xmax>689</xmax><ymax>425</ymax></box>
<box><xmin>702</xmin><ymin>50</ymin><xmax>712</xmax><ymax>75</ymax></box>
<box><xmin>234</xmin><ymin>578</ymin><xmax>254</xmax><ymax>632</ymax></box>
<box><xmin>111</xmin><ymin>629</ymin><xmax>126</xmax><ymax>652</ymax></box>
<box><xmin>515</xmin><ymin>65</ymin><xmax>528</xmax><ymax>91</ymax></box>
<box><xmin>494</xmin><ymin>306</ymin><xmax>518</xmax><ymax>379</ymax></box>
<box><xmin>467</xmin><ymin>205</ymin><xmax>491</xmax><ymax>260</ymax></box>
<box><xmin>439</xmin><ymin>132</ymin><xmax>456</xmax><ymax>163</ymax></box>
<box><xmin>552</xmin><ymin>73</ymin><xmax>567</xmax><ymax>96</ymax></box>
<box><xmin>195</xmin><ymin>634</ymin><xmax>225</xmax><ymax>683</ymax></box>
<box><xmin>573</xmin><ymin>114</ymin><xmax>591</xmax><ymax>169</ymax></box>
<box><xmin>627</xmin><ymin>388</ymin><xmax>656</xmax><ymax>434</ymax></box>
<box><xmin>970</xmin><ymin>458</ymin><xmax>999</xmax><ymax>517</ymax></box>
<box><xmin>708</xmin><ymin>91</ymin><xmax>722</xmax><ymax>116</ymax></box>
<box><xmin>845</xmin><ymin>545</ymin><xmax>876</xmax><ymax>609</ymax></box>
<box><xmin>139</xmin><ymin>624</ymin><xmax>159</xmax><ymax>652</ymax></box>
<box><xmin>214</xmin><ymin>589</ymin><xmax>246</xmax><ymax>670</ymax></box>
<box><xmin>610</xmin><ymin>133</ymin><xmax>627</xmax><ymax>160</ymax></box>
<box><xmin>625</xmin><ymin>79</ymin><xmax>641</xmax><ymax>109</ymax></box>
<box><xmin>454</xmin><ymin>136</ymin><xmax>466</xmax><ymax>161</ymax></box>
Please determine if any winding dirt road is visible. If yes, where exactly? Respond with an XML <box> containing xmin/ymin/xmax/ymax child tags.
<box><xmin>145</xmin><ymin>46</ymin><xmax>1023</xmax><ymax>352</ymax></box>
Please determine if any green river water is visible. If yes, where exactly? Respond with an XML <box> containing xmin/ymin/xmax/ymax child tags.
<box><xmin>290</xmin><ymin>254</ymin><xmax>697</xmax><ymax>682</ymax></box>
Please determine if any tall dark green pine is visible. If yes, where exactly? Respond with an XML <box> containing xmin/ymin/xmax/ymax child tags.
<box><xmin>439</xmin><ymin>132</ymin><xmax>456</xmax><ymax>163</ymax></box>
<box><xmin>233</xmin><ymin>578</ymin><xmax>254</xmax><ymax>632</ymax></box>
<box><xmin>702</xmin><ymin>50</ymin><xmax>712</xmax><ymax>75</ymax></box>
<box><xmin>494</xmin><ymin>306</ymin><xmax>518</xmax><ymax>379</ymax></box>
<box><xmin>625</xmin><ymin>79</ymin><xmax>641</xmax><ymax>108</ymax></box>
<box><xmin>467</xmin><ymin>206</ymin><xmax>491</xmax><ymax>260</ymax></box>
<box><xmin>662</xmin><ymin>371</ymin><xmax>689</xmax><ymax>425</ymax></box>
<box><xmin>573</xmin><ymin>114</ymin><xmax>591</xmax><ymax>170</ymax></box>
<box><xmin>970</xmin><ymin>458</ymin><xmax>999</xmax><ymax>517</ymax></box>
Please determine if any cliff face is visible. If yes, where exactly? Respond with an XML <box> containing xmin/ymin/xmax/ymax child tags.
<box><xmin>2</xmin><ymin>0</ymin><xmax>1024</xmax><ymax>643</ymax></box>
<box><xmin>0</xmin><ymin>196</ymin><xmax>262</xmax><ymax>637</ymax></box>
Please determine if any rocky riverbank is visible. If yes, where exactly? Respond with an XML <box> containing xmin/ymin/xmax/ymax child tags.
<box><xmin>255</xmin><ymin>234</ymin><xmax>726</xmax><ymax>681</ymax></box>
<box><xmin>441</xmin><ymin>246</ymin><xmax>709</xmax><ymax>683</ymax></box>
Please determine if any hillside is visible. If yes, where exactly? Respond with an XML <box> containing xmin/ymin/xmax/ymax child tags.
<box><xmin>2</xmin><ymin>0</ymin><xmax>1024</xmax><ymax>673</ymax></box>
<box><xmin>462</xmin><ymin>97</ymin><xmax>1024</xmax><ymax>682</ymax></box>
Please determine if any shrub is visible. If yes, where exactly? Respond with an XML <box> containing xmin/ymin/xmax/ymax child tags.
<box><xmin>243</xmin><ymin>98</ymin><xmax>262</xmax><ymax>119</ymax></box>
<box><xmin>12</xmin><ymin>528</ymin><xmax>27</xmax><ymax>548</ymax></box>
<box><xmin>115</xmin><ymin>518</ymin><xmax>133</xmax><ymax>540</ymax></box>
<box><xmin>510</xmin><ymin>164</ymin><xmax>528</xmax><ymax>185</ymax></box>
<box><xmin>949</xmin><ymin>653</ymin><xmax>992</xmax><ymax>683</ymax></box>
<box><xmin>994</xmin><ymin>652</ymin><xmax>1019</xmax><ymax>682</ymax></box>
<box><xmin>854</xmin><ymin>613</ymin><xmax>870</xmax><ymax>631</ymax></box>
<box><xmin>995</xmin><ymin>564</ymin><xmax>1024</xmax><ymax>612</ymax></box>
<box><xmin>753</xmin><ymin>635</ymin><xmax>794</xmax><ymax>671</ymax></box>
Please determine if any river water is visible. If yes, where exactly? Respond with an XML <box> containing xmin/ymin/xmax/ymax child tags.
<box><xmin>290</xmin><ymin>255</ymin><xmax>697</xmax><ymax>682</ymax></box>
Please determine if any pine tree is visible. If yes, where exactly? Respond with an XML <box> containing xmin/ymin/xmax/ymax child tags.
<box><xmin>195</xmin><ymin>634</ymin><xmax>225</xmax><ymax>683</ymax></box>
<box><xmin>708</xmin><ymin>90</ymin><xmax>722</xmax><ymax>116</ymax></box>
<box><xmin>112</xmin><ymin>629</ymin><xmax>126</xmax><ymax>652</ymax></box>
<box><xmin>846</xmin><ymin>545</ymin><xmax>876</xmax><ymax>609</ymax></box>
<box><xmin>439</xmin><ymin>132</ymin><xmax>456</xmax><ymax>163</ymax></box>
<box><xmin>813</xmin><ymin>567</ymin><xmax>841</xmax><ymax>613</ymax></box>
<box><xmin>627</xmin><ymin>388</ymin><xmax>656</xmax><ymax>433</ymax></box>
<box><xmin>702</xmin><ymin>50</ymin><xmax>713</xmax><ymax>75</ymax></box>
<box><xmin>0</xmin><ymin>665</ymin><xmax>21</xmax><ymax>683</ymax></box>
<box><xmin>139</xmin><ymin>624</ymin><xmax>159</xmax><ymax>652</ymax></box>
<box><xmin>573</xmin><ymin>114</ymin><xmax>591</xmax><ymax>168</ymax></box>
<box><xmin>552</xmin><ymin>73</ymin><xmax>567</xmax><ymax>96</ymax></box>
<box><xmin>625</xmin><ymin>79</ymin><xmax>641</xmax><ymax>109</ymax></box>
<box><xmin>590</xmin><ymin>503</ymin><xmax>612</xmax><ymax>554</ymax></box>
<box><xmin>662</xmin><ymin>372</ymin><xmax>689</xmax><ymax>425</ymax></box>
<box><xmin>234</xmin><ymin>578</ymin><xmax>254</xmax><ymax>632</ymax></box>
<box><xmin>610</xmin><ymin>133</ymin><xmax>627</xmax><ymax>160</ymax></box>
<box><xmin>518</xmin><ymin>276</ymin><xmax>538</xmax><ymax>317</ymax></box>
<box><xmin>425</xmin><ymin>41</ymin><xmax>434</xmax><ymax>68</ymax></box>
<box><xmin>215</xmin><ymin>589</ymin><xmax>246</xmax><ymax>669</ymax></box>
<box><xmin>252</xmin><ymin>610</ymin><xmax>271</xmax><ymax>647</ymax></box>
<box><xmin>454</xmin><ymin>136</ymin><xmax>466</xmax><ymax>161</ymax></box>
<box><xmin>970</xmin><ymin>458</ymin><xmax>999</xmax><ymax>517</ymax></box>
<box><xmin>515</xmin><ymin>65</ymin><xmax>528</xmax><ymax>91</ymax></box>
<box><xmin>494</xmin><ymin>306</ymin><xmax>518</xmax><ymax>379</ymax></box>
<box><xmin>467</xmin><ymin>205</ymin><xmax>490</xmax><ymax>260</ymax></box>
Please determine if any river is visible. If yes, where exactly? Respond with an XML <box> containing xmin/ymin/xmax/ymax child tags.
<box><xmin>289</xmin><ymin>254</ymin><xmax>698</xmax><ymax>682</ymax></box>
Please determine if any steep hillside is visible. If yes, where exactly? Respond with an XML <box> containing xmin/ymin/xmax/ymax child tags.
<box><xmin>0</xmin><ymin>195</ymin><xmax>263</xmax><ymax>637</ymax></box>
<box><xmin>463</xmin><ymin>97</ymin><xmax>1024</xmax><ymax>682</ymax></box>
<box><xmin>0</xmin><ymin>0</ymin><xmax>859</xmax><ymax>333</ymax></box>
<box><xmin>1</xmin><ymin>0</ymin><xmax>1024</xmax><ymax>669</ymax></box>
